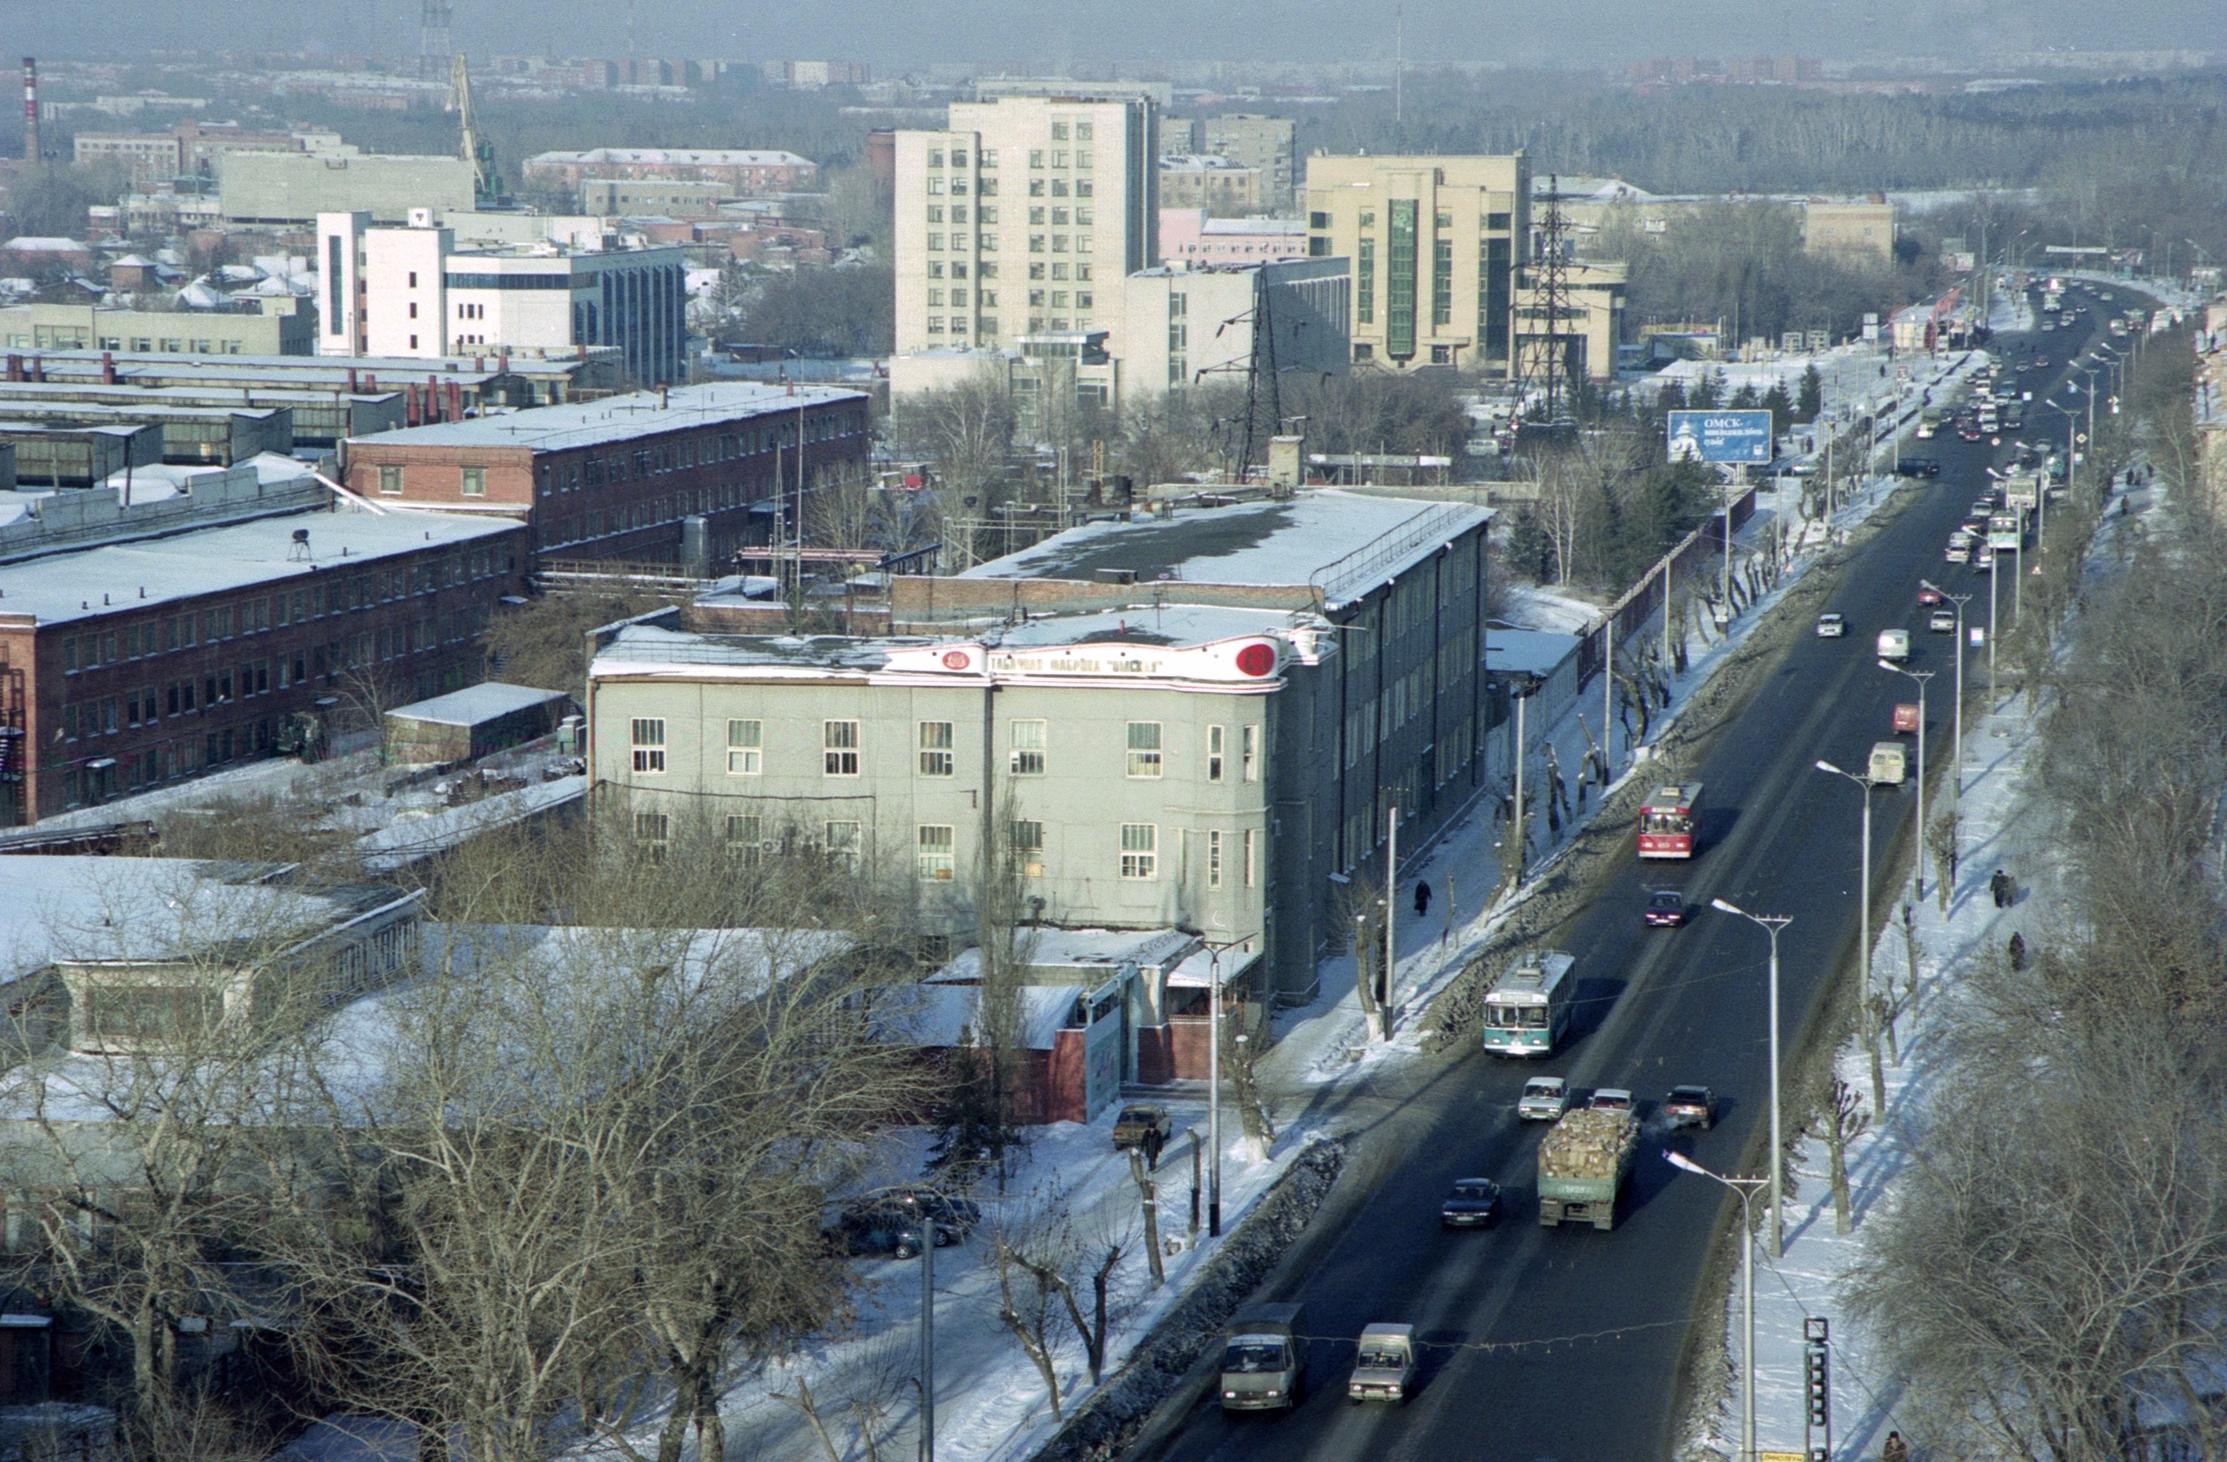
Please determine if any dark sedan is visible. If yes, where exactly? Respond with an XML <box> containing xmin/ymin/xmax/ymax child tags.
<box><xmin>1644</xmin><ymin>889</ymin><xmax>1688</xmax><ymax>928</ymax></box>
<box><xmin>1440</xmin><ymin>1178</ymin><xmax>1502</xmax><ymax>1228</ymax></box>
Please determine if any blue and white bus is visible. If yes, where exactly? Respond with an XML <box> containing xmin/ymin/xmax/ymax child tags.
<box><xmin>1481</xmin><ymin>951</ymin><xmax>1578</xmax><ymax>1057</ymax></box>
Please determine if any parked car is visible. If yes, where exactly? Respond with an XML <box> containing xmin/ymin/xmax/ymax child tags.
<box><xmin>1589</xmin><ymin>1087</ymin><xmax>1636</xmax><ymax>1114</ymax></box>
<box><xmin>1815</xmin><ymin>611</ymin><xmax>1847</xmax><ymax>638</ymax></box>
<box><xmin>1895</xmin><ymin>457</ymin><xmax>1942</xmax><ymax>478</ymax></box>
<box><xmin>1111</xmin><ymin>1104</ymin><xmax>1174</xmax><ymax>1162</ymax></box>
<box><xmin>1929</xmin><ymin>608</ymin><xmax>1958</xmax><ymax>634</ymax></box>
<box><xmin>1643</xmin><ymin>889</ymin><xmax>1687</xmax><ymax>928</ymax></box>
<box><xmin>1439</xmin><ymin>1178</ymin><xmax>1502</xmax><ymax>1228</ymax></box>
<box><xmin>1662</xmin><ymin>1085</ymin><xmax>1717</xmax><ymax>1130</ymax></box>
<box><xmin>1517</xmin><ymin>1076</ymin><xmax>1571</xmax><ymax>1121</ymax></box>
<box><xmin>827</xmin><ymin>1193</ymin><xmax>980</xmax><ymax>1259</ymax></box>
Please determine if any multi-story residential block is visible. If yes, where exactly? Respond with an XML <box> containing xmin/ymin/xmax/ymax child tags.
<box><xmin>521</xmin><ymin>148</ymin><xmax>818</xmax><ymax>199</ymax></box>
<box><xmin>316</xmin><ymin>211</ymin><xmax>687</xmax><ymax>385</ymax></box>
<box><xmin>587</xmin><ymin>488</ymin><xmax>1498</xmax><ymax>1004</ymax></box>
<box><xmin>222</xmin><ymin>152</ymin><xmax>476</xmax><ymax>225</ymax></box>
<box><xmin>1156</xmin><ymin>155</ymin><xmax>1263</xmax><ymax>216</ymax></box>
<box><xmin>0</xmin><ymin>462</ymin><xmax>527</xmax><ymax>825</ymax></box>
<box><xmin>1196</xmin><ymin>114</ymin><xmax>1298</xmax><ymax>211</ymax></box>
<box><xmin>1305</xmin><ymin>152</ymin><xmax>1532</xmax><ymax>374</ymax></box>
<box><xmin>340</xmin><ymin>380</ymin><xmax>870</xmax><ymax>568</ymax></box>
<box><xmin>893</xmin><ymin>92</ymin><xmax>1161</xmax><ymax>355</ymax></box>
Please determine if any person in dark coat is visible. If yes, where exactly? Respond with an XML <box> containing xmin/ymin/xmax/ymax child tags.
<box><xmin>2008</xmin><ymin>931</ymin><xmax>2028</xmax><ymax>972</ymax></box>
<box><xmin>1882</xmin><ymin>1431</ymin><xmax>1910</xmax><ymax>1462</ymax></box>
<box><xmin>1414</xmin><ymin>881</ymin><xmax>1432</xmax><ymax>917</ymax></box>
<box><xmin>1990</xmin><ymin>868</ymin><xmax>2012</xmax><ymax>908</ymax></box>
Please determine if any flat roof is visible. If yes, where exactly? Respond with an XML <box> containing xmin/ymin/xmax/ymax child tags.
<box><xmin>351</xmin><ymin>381</ymin><xmax>865</xmax><ymax>454</ymax></box>
<box><xmin>959</xmin><ymin>490</ymin><xmax>1491</xmax><ymax>606</ymax></box>
<box><xmin>387</xmin><ymin>681</ymin><xmax>568</xmax><ymax>727</ymax></box>
<box><xmin>16</xmin><ymin>348</ymin><xmax>611</xmax><ymax>381</ymax></box>
<box><xmin>530</xmin><ymin>147</ymin><xmax>813</xmax><ymax>167</ymax></box>
<box><xmin>0</xmin><ymin>506</ymin><xmax>517</xmax><ymax>627</ymax></box>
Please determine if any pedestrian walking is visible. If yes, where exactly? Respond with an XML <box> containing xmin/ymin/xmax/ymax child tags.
<box><xmin>2008</xmin><ymin>931</ymin><xmax>2028</xmax><ymax>972</ymax></box>
<box><xmin>1414</xmin><ymin>881</ymin><xmax>1432</xmax><ymax>918</ymax></box>
<box><xmin>1990</xmin><ymin>868</ymin><xmax>2012</xmax><ymax>908</ymax></box>
<box><xmin>1882</xmin><ymin>1431</ymin><xmax>1910</xmax><ymax>1462</ymax></box>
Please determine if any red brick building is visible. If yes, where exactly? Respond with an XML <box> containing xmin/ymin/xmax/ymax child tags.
<box><xmin>340</xmin><ymin>381</ymin><xmax>870</xmax><ymax>568</ymax></box>
<box><xmin>0</xmin><ymin>480</ymin><xmax>527</xmax><ymax>825</ymax></box>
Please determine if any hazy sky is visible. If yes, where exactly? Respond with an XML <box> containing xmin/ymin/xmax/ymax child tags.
<box><xmin>17</xmin><ymin>0</ymin><xmax>2222</xmax><ymax>68</ymax></box>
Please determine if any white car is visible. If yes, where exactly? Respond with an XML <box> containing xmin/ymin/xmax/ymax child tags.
<box><xmin>1517</xmin><ymin>1076</ymin><xmax>1571</xmax><ymax>1122</ymax></box>
<box><xmin>1815</xmin><ymin>612</ymin><xmax>1848</xmax><ymax>638</ymax></box>
<box><xmin>1877</xmin><ymin>628</ymin><xmax>1912</xmax><ymax>662</ymax></box>
<box><xmin>1929</xmin><ymin>608</ymin><xmax>1958</xmax><ymax>634</ymax></box>
<box><xmin>1588</xmin><ymin>1087</ymin><xmax>1636</xmax><ymax>1114</ymax></box>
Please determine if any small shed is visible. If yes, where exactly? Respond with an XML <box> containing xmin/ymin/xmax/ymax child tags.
<box><xmin>383</xmin><ymin>682</ymin><xmax>571</xmax><ymax>766</ymax></box>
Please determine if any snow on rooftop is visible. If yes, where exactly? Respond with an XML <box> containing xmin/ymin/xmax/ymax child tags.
<box><xmin>0</xmin><ymin>506</ymin><xmax>516</xmax><ymax>627</ymax></box>
<box><xmin>929</xmin><ymin>928</ymin><xmax>1199</xmax><ymax>981</ymax></box>
<box><xmin>960</xmin><ymin>489</ymin><xmax>1491</xmax><ymax>605</ymax></box>
<box><xmin>1484</xmin><ymin>628</ymin><xmax>1585</xmax><ymax>677</ymax></box>
<box><xmin>386</xmin><ymin>681</ymin><xmax>568</xmax><ymax>727</ymax></box>
<box><xmin>531</xmin><ymin>147</ymin><xmax>813</xmax><ymax>167</ymax></box>
<box><xmin>351</xmin><ymin>380</ymin><xmax>864</xmax><ymax>454</ymax></box>
<box><xmin>885</xmin><ymin>983</ymin><xmax>1082</xmax><ymax>1051</ymax></box>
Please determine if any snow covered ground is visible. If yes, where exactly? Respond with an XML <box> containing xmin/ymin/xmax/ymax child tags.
<box><xmin>1689</xmin><ymin>452</ymin><xmax>2160</xmax><ymax>1461</ymax></box>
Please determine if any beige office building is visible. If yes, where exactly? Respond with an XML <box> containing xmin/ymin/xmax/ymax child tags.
<box><xmin>1305</xmin><ymin>153</ymin><xmax>1531</xmax><ymax>374</ymax></box>
<box><xmin>1198</xmin><ymin>114</ymin><xmax>1297</xmax><ymax>210</ymax></box>
<box><xmin>893</xmin><ymin>93</ymin><xmax>1160</xmax><ymax>354</ymax></box>
<box><xmin>1157</xmin><ymin>155</ymin><xmax>1264</xmax><ymax>216</ymax></box>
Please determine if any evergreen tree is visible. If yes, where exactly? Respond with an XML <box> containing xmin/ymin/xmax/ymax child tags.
<box><xmin>1797</xmin><ymin>364</ymin><xmax>1825</xmax><ymax>424</ymax></box>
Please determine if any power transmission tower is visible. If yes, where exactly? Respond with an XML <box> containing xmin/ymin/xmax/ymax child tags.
<box><xmin>419</xmin><ymin>0</ymin><xmax>454</xmax><ymax>81</ymax></box>
<box><xmin>1515</xmin><ymin>172</ymin><xmax>1575</xmax><ymax>429</ymax></box>
<box><xmin>1194</xmin><ymin>268</ymin><xmax>1282</xmax><ymax>484</ymax></box>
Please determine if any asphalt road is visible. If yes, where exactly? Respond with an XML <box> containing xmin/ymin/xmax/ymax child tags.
<box><xmin>1136</xmin><ymin>293</ymin><xmax>2107</xmax><ymax>1462</ymax></box>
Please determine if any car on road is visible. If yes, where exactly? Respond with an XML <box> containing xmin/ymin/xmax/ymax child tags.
<box><xmin>1517</xmin><ymin>1076</ymin><xmax>1571</xmax><ymax>1121</ymax></box>
<box><xmin>1815</xmin><ymin>611</ymin><xmax>1847</xmax><ymax>638</ymax></box>
<box><xmin>1643</xmin><ymin>889</ymin><xmax>1687</xmax><ymax>928</ymax></box>
<box><xmin>1662</xmin><ymin>1086</ymin><xmax>1716</xmax><ymax>1130</ymax></box>
<box><xmin>1944</xmin><ymin>538</ymin><xmax>1971</xmax><ymax>564</ymax></box>
<box><xmin>1347</xmin><ymin>1323</ymin><xmax>1418</xmax><ymax>1404</ymax></box>
<box><xmin>1877</xmin><ymin>628</ymin><xmax>1912</xmax><ymax>662</ymax></box>
<box><xmin>1929</xmin><ymin>608</ymin><xmax>1958</xmax><ymax>633</ymax></box>
<box><xmin>1917</xmin><ymin>584</ymin><xmax>1943</xmax><ymax>606</ymax></box>
<box><xmin>1589</xmin><ymin>1087</ymin><xmax>1636</xmax><ymax>1114</ymax></box>
<box><xmin>1439</xmin><ymin>1178</ymin><xmax>1502</xmax><ymax>1228</ymax></box>
<box><xmin>1894</xmin><ymin>457</ymin><xmax>1941</xmax><ymax>478</ymax></box>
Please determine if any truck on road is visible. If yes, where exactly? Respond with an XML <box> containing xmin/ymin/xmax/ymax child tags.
<box><xmin>1538</xmin><ymin>1106</ymin><xmax>1638</xmax><ymax>1231</ymax></box>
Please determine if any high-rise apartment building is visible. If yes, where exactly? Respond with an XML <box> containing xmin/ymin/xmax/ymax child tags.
<box><xmin>1305</xmin><ymin>153</ymin><xmax>1532</xmax><ymax>374</ymax></box>
<box><xmin>893</xmin><ymin>93</ymin><xmax>1160</xmax><ymax>354</ymax></box>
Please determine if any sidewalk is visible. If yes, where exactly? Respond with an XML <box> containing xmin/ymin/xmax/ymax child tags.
<box><xmin>1696</xmin><ymin>455</ymin><xmax>2159</xmax><ymax>1459</ymax></box>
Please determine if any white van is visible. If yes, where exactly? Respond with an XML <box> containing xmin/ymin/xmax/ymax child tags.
<box><xmin>1877</xmin><ymin>628</ymin><xmax>1912</xmax><ymax>662</ymax></box>
<box><xmin>1868</xmin><ymin>742</ymin><xmax>1909</xmax><ymax>786</ymax></box>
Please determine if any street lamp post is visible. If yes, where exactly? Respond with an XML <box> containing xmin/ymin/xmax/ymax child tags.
<box><xmin>1921</xmin><ymin>580</ymin><xmax>1971</xmax><ymax>802</ymax></box>
<box><xmin>1709</xmin><ymin>898</ymin><xmax>1791</xmax><ymax>1258</ymax></box>
<box><xmin>1879</xmin><ymin>662</ymin><xmax>1934</xmax><ymax>901</ymax></box>
<box><xmin>904</xmin><ymin>1194</ymin><xmax>936</xmax><ymax>1462</ymax></box>
<box><xmin>1666</xmin><ymin>1152</ymin><xmax>1769</xmax><ymax>1462</ymax></box>
<box><xmin>1207</xmin><ymin>943</ymin><xmax>1223</xmax><ymax>1237</ymax></box>
<box><xmin>1986</xmin><ymin>529</ymin><xmax>2000</xmax><ymax>710</ymax></box>
<box><xmin>1817</xmin><ymin>759</ymin><xmax>1877</xmax><ymax>1049</ymax></box>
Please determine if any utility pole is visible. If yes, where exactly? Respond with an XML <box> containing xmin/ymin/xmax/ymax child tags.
<box><xmin>1382</xmin><ymin>806</ymin><xmax>1399</xmax><ymax>1030</ymax></box>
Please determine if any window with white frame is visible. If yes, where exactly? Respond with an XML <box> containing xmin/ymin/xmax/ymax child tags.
<box><xmin>1120</xmin><ymin>823</ymin><xmax>1158</xmax><ymax>880</ymax></box>
<box><xmin>1207</xmin><ymin>725</ymin><xmax>1225</xmax><ymax>781</ymax></box>
<box><xmin>1208</xmin><ymin>829</ymin><xmax>1224</xmax><ymax>888</ymax></box>
<box><xmin>725</xmin><ymin>719</ymin><xmax>762</xmax><ymax>775</ymax></box>
<box><xmin>1244</xmin><ymin>828</ymin><xmax>1258</xmax><ymax>887</ymax></box>
<box><xmin>1125</xmin><ymin>722</ymin><xmax>1163</xmax><ymax>778</ymax></box>
<box><xmin>825</xmin><ymin>820</ymin><xmax>862</xmax><ymax>873</ymax></box>
<box><xmin>1010</xmin><ymin>719</ymin><xmax>1046</xmax><ymax>775</ymax></box>
<box><xmin>725</xmin><ymin>812</ymin><xmax>762</xmax><ymax>862</ymax></box>
<box><xmin>1242</xmin><ymin>724</ymin><xmax>1260</xmax><ymax>781</ymax></box>
<box><xmin>823</xmin><ymin>720</ymin><xmax>860</xmax><ymax>776</ymax></box>
<box><xmin>917</xmin><ymin>824</ymin><xmax>956</xmax><ymax>881</ymax></box>
<box><xmin>919</xmin><ymin>721</ymin><xmax>954</xmax><ymax>776</ymax></box>
<box><xmin>630</xmin><ymin>717</ymin><xmax>666</xmax><ymax>774</ymax></box>
<box><xmin>633</xmin><ymin>811</ymin><xmax>670</xmax><ymax>856</ymax></box>
<box><xmin>460</xmin><ymin>466</ymin><xmax>486</xmax><ymax>498</ymax></box>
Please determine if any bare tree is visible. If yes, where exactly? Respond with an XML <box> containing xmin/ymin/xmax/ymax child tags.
<box><xmin>1816</xmin><ymin>1076</ymin><xmax>1870</xmax><ymax>1237</ymax></box>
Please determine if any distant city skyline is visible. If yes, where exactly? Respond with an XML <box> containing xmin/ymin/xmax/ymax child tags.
<box><xmin>13</xmin><ymin>0</ymin><xmax>2220</xmax><ymax>70</ymax></box>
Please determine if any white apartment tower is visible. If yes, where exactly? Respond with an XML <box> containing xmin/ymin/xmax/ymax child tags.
<box><xmin>894</xmin><ymin>93</ymin><xmax>1160</xmax><ymax>355</ymax></box>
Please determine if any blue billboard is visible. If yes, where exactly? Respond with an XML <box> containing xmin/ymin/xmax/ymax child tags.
<box><xmin>1667</xmin><ymin>410</ymin><xmax>1776</xmax><ymax>465</ymax></box>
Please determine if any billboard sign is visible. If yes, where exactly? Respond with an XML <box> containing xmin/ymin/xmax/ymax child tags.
<box><xmin>1668</xmin><ymin>409</ymin><xmax>1775</xmax><ymax>465</ymax></box>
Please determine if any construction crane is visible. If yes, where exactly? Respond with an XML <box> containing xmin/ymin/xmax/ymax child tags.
<box><xmin>448</xmin><ymin>53</ymin><xmax>497</xmax><ymax>204</ymax></box>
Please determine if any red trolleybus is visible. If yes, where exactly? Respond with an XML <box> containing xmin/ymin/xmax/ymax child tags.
<box><xmin>1637</xmin><ymin>783</ymin><xmax>1703</xmax><ymax>859</ymax></box>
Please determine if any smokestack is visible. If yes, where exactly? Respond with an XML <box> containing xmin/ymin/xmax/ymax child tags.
<box><xmin>446</xmin><ymin>379</ymin><xmax>463</xmax><ymax>420</ymax></box>
<box><xmin>346</xmin><ymin>367</ymin><xmax>359</xmax><ymax>393</ymax></box>
<box><xmin>21</xmin><ymin>59</ymin><xmax>37</xmax><ymax>166</ymax></box>
<box><xmin>100</xmin><ymin>351</ymin><xmax>115</xmax><ymax>385</ymax></box>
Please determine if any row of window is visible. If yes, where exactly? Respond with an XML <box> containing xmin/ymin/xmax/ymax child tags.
<box><xmin>632</xmin><ymin>812</ymin><xmax>1259</xmax><ymax>890</ymax></box>
<box><xmin>59</xmin><ymin>549</ymin><xmax>504</xmax><ymax>675</ymax></box>
<box><xmin>628</xmin><ymin>717</ymin><xmax>1262</xmax><ymax>782</ymax></box>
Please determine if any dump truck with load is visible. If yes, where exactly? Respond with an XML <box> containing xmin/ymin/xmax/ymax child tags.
<box><xmin>1537</xmin><ymin>1106</ymin><xmax>1638</xmax><ymax>1231</ymax></box>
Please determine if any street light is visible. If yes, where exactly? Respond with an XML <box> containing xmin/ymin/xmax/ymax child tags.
<box><xmin>1920</xmin><ymin>579</ymin><xmax>1972</xmax><ymax>803</ymax></box>
<box><xmin>1710</xmin><ymin>897</ymin><xmax>1790</xmax><ymax>1258</ymax></box>
<box><xmin>1666</xmin><ymin>1151</ymin><xmax>1769</xmax><ymax>1462</ymax></box>
<box><xmin>1816</xmin><ymin>759</ymin><xmax>1879</xmax><ymax>1057</ymax></box>
<box><xmin>902</xmin><ymin>1193</ymin><xmax>937</xmax><ymax>1462</ymax></box>
<box><xmin>1878</xmin><ymin>662</ymin><xmax>1934</xmax><ymax>902</ymax></box>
